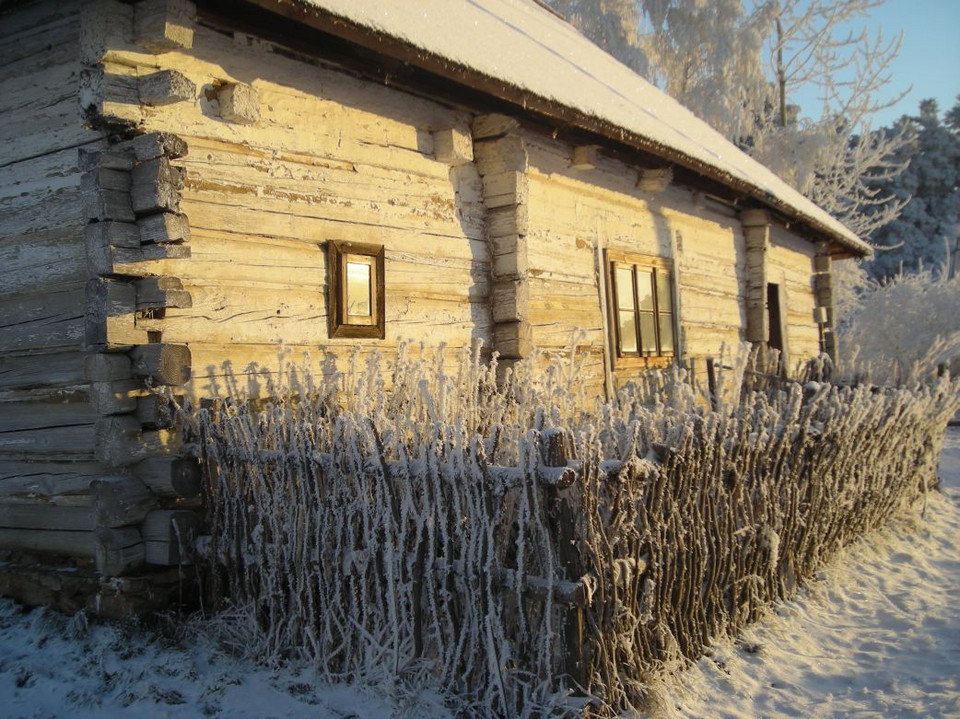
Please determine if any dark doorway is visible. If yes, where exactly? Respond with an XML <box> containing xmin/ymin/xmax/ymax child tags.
<box><xmin>767</xmin><ymin>282</ymin><xmax>784</xmax><ymax>354</ymax></box>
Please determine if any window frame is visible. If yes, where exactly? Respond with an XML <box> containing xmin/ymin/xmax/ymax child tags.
<box><xmin>327</xmin><ymin>240</ymin><xmax>385</xmax><ymax>339</ymax></box>
<box><xmin>605</xmin><ymin>249</ymin><xmax>677</xmax><ymax>368</ymax></box>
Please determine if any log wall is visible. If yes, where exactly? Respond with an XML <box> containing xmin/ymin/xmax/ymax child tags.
<box><xmin>0</xmin><ymin>0</ymin><xmax>104</xmax><ymax>559</ymax></box>
<box><xmin>87</xmin><ymin>2</ymin><xmax>491</xmax><ymax>400</ymax></box>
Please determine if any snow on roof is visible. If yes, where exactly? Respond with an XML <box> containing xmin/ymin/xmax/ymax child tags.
<box><xmin>290</xmin><ymin>0</ymin><xmax>870</xmax><ymax>256</ymax></box>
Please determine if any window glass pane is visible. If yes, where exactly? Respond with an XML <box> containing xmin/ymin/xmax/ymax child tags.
<box><xmin>656</xmin><ymin>271</ymin><xmax>673</xmax><ymax>314</ymax></box>
<box><xmin>615</xmin><ymin>267</ymin><xmax>635</xmax><ymax>310</ymax></box>
<box><xmin>636</xmin><ymin>270</ymin><xmax>654</xmax><ymax>311</ymax></box>
<box><xmin>639</xmin><ymin>312</ymin><xmax>657</xmax><ymax>355</ymax></box>
<box><xmin>618</xmin><ymin>310</ymin><xmax>638</xmax><ymax>354</ymax></box>
<box><xmin>659</xmin><ymin>313</ymin><xmax>674</xmax><ymax>354</ymax></box>
<box><xmin>346</xmin><ymin>259</ymin><xmax>372</xmax><ymax>317</ymax></box>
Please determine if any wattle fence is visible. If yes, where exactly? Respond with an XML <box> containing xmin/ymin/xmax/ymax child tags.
<box><xmin>188</xmin><ymin>345</ymin><xmax>960</xmax><ymax>716</ymax></box>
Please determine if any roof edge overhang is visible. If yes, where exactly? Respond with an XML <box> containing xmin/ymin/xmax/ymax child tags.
<box><xmin>232</xmin><ymin>0</ymin><xmax>871</xmax><ymax>259</ymax></box>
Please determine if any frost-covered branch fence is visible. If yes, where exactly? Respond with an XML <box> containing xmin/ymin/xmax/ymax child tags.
<box><xmin>188</xmin><ymin>345</ymin><xmax>960</xmax><ymax>715</ymax></box>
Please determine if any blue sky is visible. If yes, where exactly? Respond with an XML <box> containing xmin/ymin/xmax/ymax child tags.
<box><xmin>792</xmin><ymin>0</ymin><xmax>960</xmax><ymax>127</ymax></box>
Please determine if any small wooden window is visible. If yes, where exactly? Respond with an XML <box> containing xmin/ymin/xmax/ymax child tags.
<box><xmin>328</xmin><ymin>240</ymin><xmax>385</xmax><ymax>339</ymax></box>
<box><xmin>607</xmin><ymin>250</ymin><xmax>677</xmax><ymax>366</ymax></box>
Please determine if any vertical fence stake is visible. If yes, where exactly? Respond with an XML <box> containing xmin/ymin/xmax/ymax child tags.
<box><xmin>706</xmin><ymin>357</ymin><xmax>719</xmax><ymax>412</ymax></box>
<box><xmin>541</xmin><ymin>428</ymin><xmax>588</xmax><ymax>691</ymax></box>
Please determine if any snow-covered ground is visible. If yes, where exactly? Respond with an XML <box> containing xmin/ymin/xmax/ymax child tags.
<box><xmin>1</xmin><ymin>428</ymin><xmax>958</xmax><ymax>718</ymax></box>
<box><xmin>657</xmin><ymin>426</ymin><xmax>960</xmax><ymax>718</ymax></box>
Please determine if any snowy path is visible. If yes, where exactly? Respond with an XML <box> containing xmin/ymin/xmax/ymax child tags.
<box><xmin>659</xmin><ymin>426</ymin><xmax>960</xmax><ymax>718</ymax></box>
<box><xmin>1</xmin><ymin>430</ymin><xmax>958</xmax><ymax>718</ymax></box>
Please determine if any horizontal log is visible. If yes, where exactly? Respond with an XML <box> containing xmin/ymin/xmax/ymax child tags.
<box><xmin>133</xmin><ymin>456</ymin><xmax>201</xmax><ymax>498</ymax></box>
<box><xmin>91</xmin><ymin>476</ymin><xmax>158</xmax><ymax>528</ymax></box>
<box><xmin>0</xmin><ymin>528</ymin><xmax>94</xmax><ymax>558</ymax></box>
<box><xmin>0</xmin><ymin>285</ymin><xmax>86</xmax><ymax>353</ymax></box>
<box><xmin>474</xmin><ymin>135</ymin><xmax>527</xmax><ymax>175</ymax></box>
<box><xmin>0</xmin><ymin>226</ymin><xmax>89</xmax><ymax>296</ymax></box>
<box><xmin>142</xmin><ymin>508</ymin><xmax>201</xmax><ymax>565</ymax></box>
<box><xmin>86</xmin><ymin>237</ymin><xmax>192</xmax><ymax>277</ymax></box>
<box><xmin>94</xmin><ymin>526</ymin><xmax>145</xmax><ymax>576</ymax></box>
<box><xmin>134</xmin><ymin>0</ymin><xmax>195</xmax><ymax>53</ymax></box>
<box><xmin>471</xmin><ymin>114</ymin><xmax>520</xmax><ymax>140</ymax></box>
<box><xmin>218</xmin><ymin>82</ymin><xmax>259</xmax><ymax>125</ymax></box>
<box><xmin>129</xmin><ymin>343</ymin><xmax>191</xmax><ymax>386</ymax></box>
<box><xmin>492</xmin><ymin>279</ymin><xmax>529</xmax><ymax>323</ymax></box>
<box><xmin>136</xmin><ymin>393</ymin><xmax>182</xmax><ymax>428</ymax></box>
<box><xmin>135</xmin><ymin>277</ymin><xmax>192</xmax><ymax>309</ymax></box>
<box><xmin>137</xmin><ymin>212</ymin><xmax>190</xmax><ymax>244</ymax></box>
<box><xmin>114</xmin><ymin>132</ymin><xmax>189</xmax><ymax>162</ymax></box>
<box><xmin>139</xmin><ymin>68</ymin><xmax>195</xmax><ymax>105</ymax></box>
<box><xmin>90</xmin><ymin>379</ymin><xmax>140</xmax><ymax>415</ymax></box>
<box><xmin>80</xmin><ymin>0</ymin><xmax>134</xmax><ymax>66</ymax></box>
<box><xmin>493</xmin><ymin>321</ymin><xmax>532</xmax><ymax>359</ymax></box>
<box><xmin>78</xmin><ymin>148</ymin><xmax>136</xmax><ymax>173</ymax></box>
<box><xmin>1</xmin><ymin>351</ymin><xmax>87</xmax><ymax>391</ymax></box>
<box><xmin>85</xmin><ymin>352</ymin><xmax>133</xmax><ymax>382</ymax></box>
<box><xmin>85</xmin><ymin>278</ymin><xmax>148</xmax><ymax>350</ymax></box>
<box><xmin>0</xmin><ymin>499</ymin><xmax>94</xmax><ymax>531</ymax></box>
<box><xmin>433</xmin><ymin>127</ymin><xmax>473</xmax><ymax>166</ymax></box>
<box><xmin>131</xmin><ymin>157</ymin><xmax>183</xmax><ymax>215</ymax></box>
<box><xmin>94</xmin><ymin>415</ymin><xmax>177</xmax><ymax>467</ymax></box>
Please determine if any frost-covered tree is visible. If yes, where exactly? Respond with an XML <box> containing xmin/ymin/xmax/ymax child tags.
<box><xmin>865</xmin><ymin>98</ymin><xmax>960</xmax><ymax>279</ymax></box>
<box><xmin>546</xmin><ymin>0</ymin><xmax>912</xmax><ymax>238</ymax></box>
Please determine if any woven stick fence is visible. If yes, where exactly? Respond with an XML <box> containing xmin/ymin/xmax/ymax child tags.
<box><xmin>188</xmin><ymin>343</ymin><xmax>960</xmax><ymax>716</ymax></box>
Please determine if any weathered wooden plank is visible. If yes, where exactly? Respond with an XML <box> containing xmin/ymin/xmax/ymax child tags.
<box><xmin>0</xmin><ymin>285</ymin><xmax>87</xmax><ymax>353</ymax></box>
<box><xmin>85</xmin><ymin>234</ymin><xmax>192</xmax><ymax>277</ymax></box>
<box><xmin>0</xmin><ymin>351</ymin><xmax>87</xmax><ymax>391</ymax></box>
<box><xmin>0</xmin><ymin>399</ymin><xmax>96</xmax><ymax>435</ymax></box>
<box><xmin>0</xmin><ymin>421</ymin><xmax>95</xmax><ymax>460</ymax></box>
<box><xmin>0</xmin><ymin>528</ymin><xmax>94</xmax><ymax>557</ymax></box>
<box><xmin>0</xmin><ymin>226</ymin><xmax>88</xmax><ymax>296</ymax></box>
<box><xmin>0</xmin><ymin>184</ymin><xmax>85</xmax><ymax>238</ymax></box>
<box><xmin>0</xmin><ymin>499</ymin><xmax>93</xmax><ymax>531</ymax></box>
<box><xmin>0</xmin><ymin>459</ymin><xmax>103</xmax><ymax>498</ymax></box>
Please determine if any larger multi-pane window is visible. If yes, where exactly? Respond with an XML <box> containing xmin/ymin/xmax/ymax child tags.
<box><xmin>608</xmin><ymin>251</ymin><xmax>676</xmax><ymax>363</ymax></box>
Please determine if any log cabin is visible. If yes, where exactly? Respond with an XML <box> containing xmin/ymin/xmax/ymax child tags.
<box><xmin>0</xmin><ymin>0</ymin><xmax>870</xmax><ymax>610</ymax></box>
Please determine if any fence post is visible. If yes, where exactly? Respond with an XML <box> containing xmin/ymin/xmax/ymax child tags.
<box><xmin>706</xmin><ymin>357</ymin><xmax>719</xmax><ymax>412</ymax></box>
<box><xmin>541</xmin><ymin>428</ymin><xmax>588</xmax><ymax>691</ymax></box>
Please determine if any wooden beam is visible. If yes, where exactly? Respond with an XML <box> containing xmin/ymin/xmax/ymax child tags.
<box><xmin>90</xmin><ymin>379</ymin><xmax>140</xmax><ymax>415</ymax></box>
<box><xmin>115</xmin><ymin>132</ymin><xmax>189</xmax><ymax>162</ymax></box>
<box><xmin>134</xmin><ymin>0</ymin><xmax>196</xmax><ymax>53</ymax></box>
<box><xmin>85</xmin><ymin>352</ymin><xmax>133</xmax><ymax>383</ymax></box>
<box><xmin>0</xmin><ymin>528</ymin><xmax>94</xmax><ymax>558</ymax></box>
<box><xmin>637</xmin><ymin>167</ymin><xmax>672</xmax><ymax>193</ymax></box>
<box><xmin>217</xmin><ymin>82</ymin><xmax>260</xmax><ymax>125</ymax></box>
<box><xmin>91</xmin><ymin>476</ymin><xmax>158</xmax><ymax>528</ymax></box>
<box><xmin>139</xmin><ymin>69</ymin><xmax>196</xmax><ymax>106</ymax></box>
<box><xmin>570</xmin><ymin>145</ymin><xmax>598</xmax><ymax>170</ymax></box>
<box><xmin>471</xmin><ymin>114</ymin><xmax>520</xmax><ymax>140</ymax></box>
<box><xmin>134</xmin><ymin>277</ymin><xmax>192</xmax><ymax>309</ymax></box>
<box><xmin>133</xmin><ymin>456</ymin><xmax>201</xmax><ymax>499</ymax></box>
<box><xmin>494</xmin><ymin>321</ymin><xmax>532</xmax><ymax>359</ymax></box>
<box><xmin>131</xmin><ymin>157</ymin><xmax>183</xmax><ymax>215</ymax></box>
<box><xmin>0</xmin><ymin>500</ymin><xmax>94</xmax><ymax>531</ymax></box>
<box><xmin>85</xmin><ymin>278</ymin><xmax>148</xmax><ymax>350</ymax></box>
<box><xmin>129</xmin><ymin>343</ymin><xmax>192</xmax><ymax>386</ymax></box>
<box><xmin>94</xmin><ymin>526</ymin><xmax>145</xmax><ymax>576</ymax></box>
<box><xmin>433</xmin><ymin>127</ymin><xmax>473</xmax><ymax>166</ymax></box>
<box><xmin>137</xmin><ymin>212</ymin><xmax>190</xmax><ymax>244</ymax></box>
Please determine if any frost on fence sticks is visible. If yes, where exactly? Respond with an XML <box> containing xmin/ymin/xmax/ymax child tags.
<box><xmin>190</xmin><ymin>343</ymin><xmax>960</xmax><ymax>716</ymax></box>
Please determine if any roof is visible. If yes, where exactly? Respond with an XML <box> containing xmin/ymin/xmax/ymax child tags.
<box><xmin>256</xmin><ymin>0</ymin><xmax>871</xmax><ymax>257</ymax></box>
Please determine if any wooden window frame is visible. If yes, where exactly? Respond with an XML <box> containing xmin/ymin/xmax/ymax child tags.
<box><xmin>328</xmin><ymin>240</ymin><xmax>385</xmax><ymax>339</ymax></box>
<box><xmin>606</xmin><ymin>249</ymin><xmax>677</xmax><ymax>369</ymax></box>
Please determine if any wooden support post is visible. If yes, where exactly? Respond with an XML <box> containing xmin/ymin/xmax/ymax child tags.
<box><xmin>706</xmin><ymin>357</ymin><xmax>719</xmax><ymax>412</ymax></box>
<box><xmin>741</xmin><ymin>210</ymin><xmax>771</xmax><ymax>345</ymax></box>
<box><xmin>540</xmin><ymin>428</ymin><xmax>588</xmax><ymax>691</ymax></box>
<box><xmin>92</xmin><ymin>476</ymin><xmax>158</xmax><ymax>527</ymax></box>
